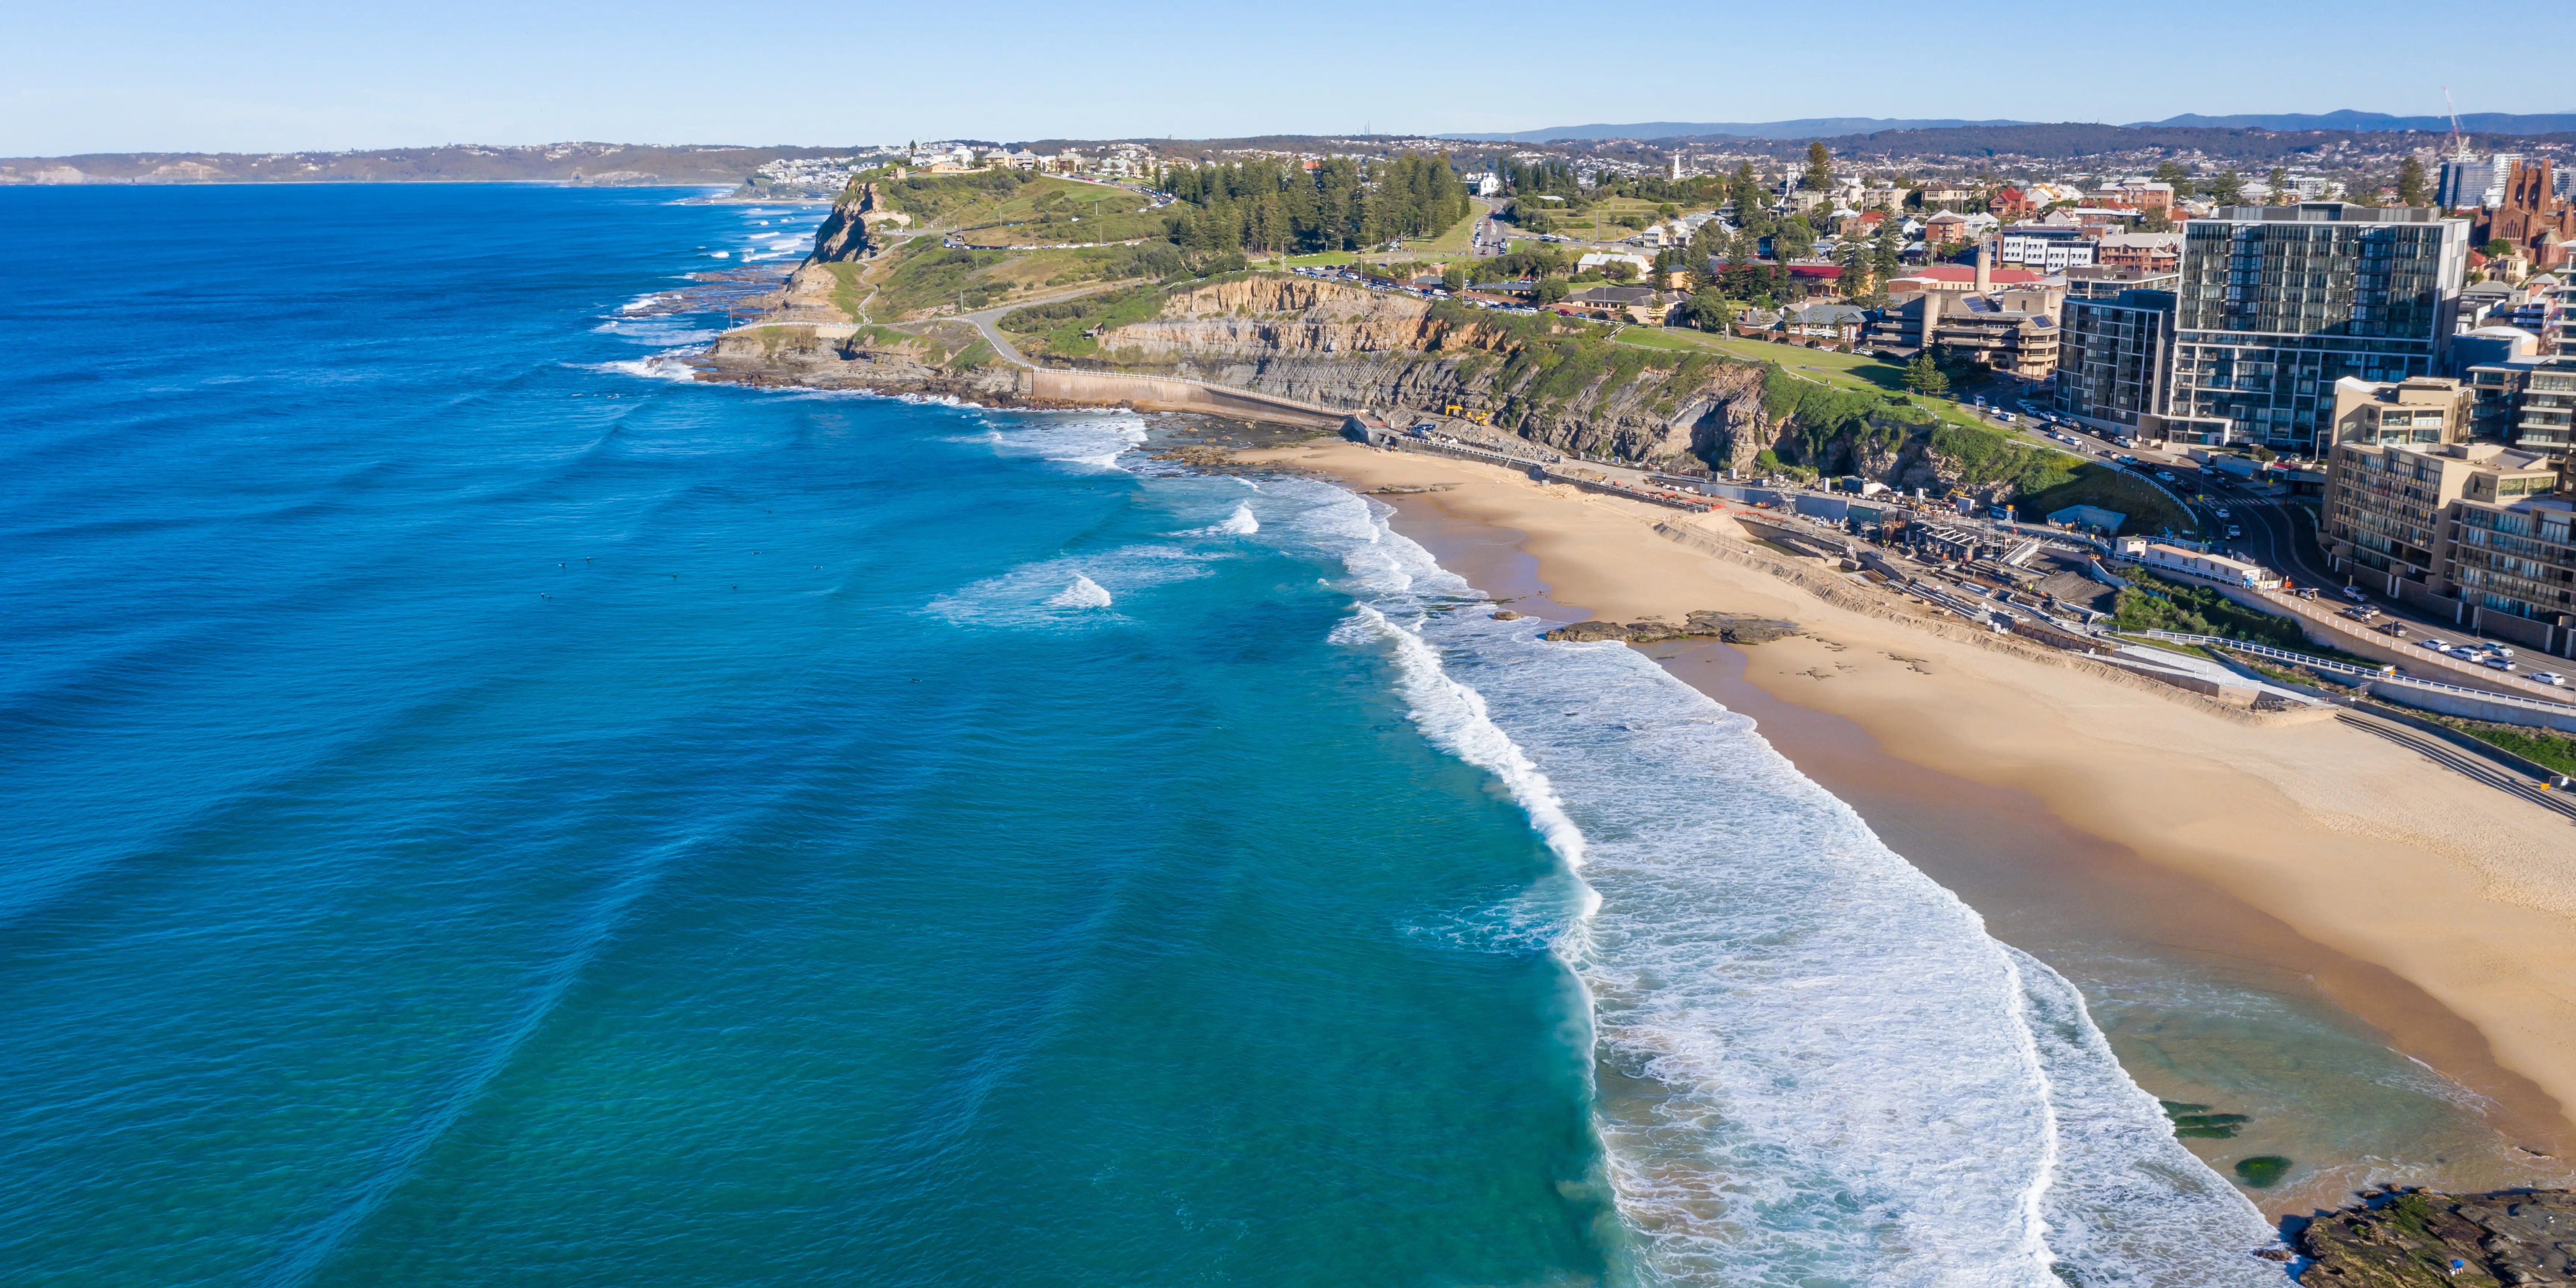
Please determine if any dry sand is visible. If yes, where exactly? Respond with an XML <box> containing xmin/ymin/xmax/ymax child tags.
<box><xmin>1250</xmin><ymin>438</ymin><xmax>2576</xmax><ymax>1163</ymax></box>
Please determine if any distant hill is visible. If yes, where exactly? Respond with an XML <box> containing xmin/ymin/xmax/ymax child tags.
<box><xmin>1450</xmin><ymin>118</ymin><xmax>2036</xmax><ymax>143</ymax></box>
<box><xmin>0</xmin><ymin>143</ymin><xmax>863</xmax><ymax>186</ymax></box>
<box><xmin>1450</xmin><ymin>111</ymin><xmax>2576</xmax><ymax>145</ymax></box>
<box><xmin>2135</xmin><ymin>110</ymin><xmax>2576</xmax><ymax>133</ymax></box>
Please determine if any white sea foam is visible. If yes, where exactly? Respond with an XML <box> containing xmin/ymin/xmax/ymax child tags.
<box><xmin>1188</xmin><ymin>501</ymin><xmax>1260</xmax><ymax>536</ymax></box>
<box><xmin>1046</xmin><ymin>575</ymin><xmax>1113</xmax><ymax>609</ymax></box>
<box><xmin>593</xmin><ymin>318</ymin><xmax>717</xmax><ymax>345</ymax></box>
<box><xmin>964</xmin><ymin>412</ymin><xmax>1149</xmax><ymax>472</ymax></box>
<box><xmin>591</xmin><ymin>351</ymin><xmax>700</xmax><ymax>382</ymax></box>
<box><xmin>1270</xmin><ymin>480</ymin><xmax>2283</xmax><ymax>1287</ymax></box>
<box><xmin>925</xmin><ymin>546</ymin><xmax>1210</xmax><ymax>628</ymax></box>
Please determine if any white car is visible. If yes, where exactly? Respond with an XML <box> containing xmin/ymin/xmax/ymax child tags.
<box><xmin>2530</xmin><ymin>671</ymin><xmax>2570</xmax><ymax>687</ymax></box>
<box><xmin>2341</xmin><ymin>585</ymin><xmax>2368</xmax><ymax>603</ymax></box>
<box><xmin>2156</xmin><ymin>471</ymin><xmax>2177</xmax><ymax>482</ymax></box>
<box><xmin>2419</xmin><ymin>638</ymin><xmax>2452</xmax><ymax>651</ymax></box>
<box><xmin>2214</xmin><ymin>507</ymin><xmax>2231</xmax><ymax>518</ymax></box>
<box><xmin>2481</xmin><ymin>656</ymin><xmax>2517</xmax><ymax>671</ymax></box>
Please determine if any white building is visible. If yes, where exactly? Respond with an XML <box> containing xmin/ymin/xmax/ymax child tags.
<box><xmin>1996</xmin><ymin>229</ymin><xmax>2098</xmax><ymax>271</ymax></box>
<box><xmin>2439</xmin><ymin>153</ymin><xmax>2522</xmax><ymax>210</ymax></box>
<box><xmin>2115</xmin><ymin>538</ymin><xmax>2280</xmax><ymax>588</ymax></box>
<box><xmin>1577</xmin><ymin>251</ymin><xmax>1656</xmax><ymax>277</ymax></box>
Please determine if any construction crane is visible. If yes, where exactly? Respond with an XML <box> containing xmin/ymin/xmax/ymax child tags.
<box><xmin>2445</xmin><ymin>87</ymin><xmax>2469</xmax><ymax>161</ymax></box>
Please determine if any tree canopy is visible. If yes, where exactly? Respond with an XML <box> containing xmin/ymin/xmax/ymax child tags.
<box><xmin>1158</xmin><ymin>152</ymin><xmax>1469</xmax><ymax>254</ymax></box>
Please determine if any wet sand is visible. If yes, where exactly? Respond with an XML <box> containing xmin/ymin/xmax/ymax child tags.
<box><xmin>1371</xmin><ymin>484</ymin><xmax>2576</xmax><ymax>1218</ymax></box>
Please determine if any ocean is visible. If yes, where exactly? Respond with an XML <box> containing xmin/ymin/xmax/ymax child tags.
<box><xmin>1</xmin><ymin>183</ymin><xmax>2283</xmax><ymax>1285</ymax></box>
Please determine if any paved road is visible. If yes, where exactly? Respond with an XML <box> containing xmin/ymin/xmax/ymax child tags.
<box><xmin>2226</xmin><ymin>496</ymin><xmax>2339</xmax><ymax>590</ymax></box>
<box><xmin>949</xmin><ymin>280</ymin><xmax>1135</xmax><ymax>369</ymax></box>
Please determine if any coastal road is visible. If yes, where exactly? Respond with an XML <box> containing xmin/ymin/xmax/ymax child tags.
<box><xmin>2216</xmin><ymin>493</ymin><xmax>2339</xmax><ymax>591</ymax></box>
<box><xmin>950</xmin><ymin>280</ymin><xmax>1135</xmax><ymax>369</ymax></box>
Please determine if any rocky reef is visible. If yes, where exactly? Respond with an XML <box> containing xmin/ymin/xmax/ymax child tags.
<box><xmin>2297</xmin><ymin>1189</ymin><xmax>2575</xmax><ymax>1285</ymax></box>
<box><xmin>1541</xmin><ymin>612</ymin><xmax>1800</xmax><ymax>645</ymax></box>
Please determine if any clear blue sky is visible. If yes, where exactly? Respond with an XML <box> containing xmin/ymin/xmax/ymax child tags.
<box><xmin>1</xmin><ymin>0</ymin><xmax>2550</xmax><ymax>155</ymax></box>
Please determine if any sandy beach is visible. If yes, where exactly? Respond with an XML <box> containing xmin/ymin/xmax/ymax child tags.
<box><xmin>1249</xmin><ymin>436</ymin><xmax>2576</xmax><ymax>1213</ymax></box>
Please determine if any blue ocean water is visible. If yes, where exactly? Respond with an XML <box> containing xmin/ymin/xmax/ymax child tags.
<box><xmin>1</xmin><ymin>185</ymin><xmax>2277</xmax><ymax>1286</ymax></box>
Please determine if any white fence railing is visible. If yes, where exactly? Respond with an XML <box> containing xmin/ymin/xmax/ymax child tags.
<box><xmin>2140</xmin><ymin>631</ymin><xmax>2396</xmax><ymax>679</ymax></box>
<box><xmin>2139</xmin><ymin>631</ymin><xmax>2576</xmax><ymax>713</ymax></box>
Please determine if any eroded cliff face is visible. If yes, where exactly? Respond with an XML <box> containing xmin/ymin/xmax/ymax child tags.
<box><xmin>699</xmin><ymin>272</ymin><xmax>1993</xmax><ymax>492</ymax></box>
<box><xmin>1092</xmin><ymin>278</ymin><xmax>1771</xmax><ymax>471</ymax></box>
<box><xmin>808</xmin><ymin>181</ymin><xmax>888</xmax><ymax>263</ymax></box>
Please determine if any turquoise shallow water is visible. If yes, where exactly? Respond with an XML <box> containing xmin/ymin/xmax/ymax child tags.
<box><xmin>3</xmin><ymin>185</ymin><xmax>2280</xmax><ymax>1286</ymax></box>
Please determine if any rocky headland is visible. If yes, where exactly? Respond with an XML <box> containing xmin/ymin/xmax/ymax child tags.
<box><xmin>2297</xmin><ymin>1188</ymin><xmax>2575</xmax><ymax>1285</ymax></box>
<box><xmin>702</xmin><ymin>174</ymin><xmax>2156</xmax><ymax>521</ymax></box>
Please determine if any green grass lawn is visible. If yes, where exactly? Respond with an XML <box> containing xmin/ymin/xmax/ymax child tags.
<box><xmin>1400</xmin><ymin>199</ymin><xmax>1491</xmax><ymax>256</ymax></box>
<box><xmin>2424</xmin><ymin>716</ymin><xmax>2576</xmax><ymax>777</ymax></box>
<box><xmin>2017</xmin><ymin>466</ymin><xmax>2198</xmax><ymax>535</ymax></box>
<box><xmin>1527</xmin><ymin>195</ymin><xmax>1670</xmax><ymax>243</ymax></box>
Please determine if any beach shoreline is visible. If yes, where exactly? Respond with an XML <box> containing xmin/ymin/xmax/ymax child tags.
<box><xmin>1259</xmin><ymin>436</ymin><xmax>2576</xmax><ymax>1216</ymax></box>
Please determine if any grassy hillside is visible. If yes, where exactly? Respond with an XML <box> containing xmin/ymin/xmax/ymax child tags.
<box><xmin>856</xmin><ymin>239</ymin><xmax>1193</xmax><ymax>320</ymax></box>
<box><xmin>998</xmin><ymin>288</ymin><xmax>1174</xmax><ymax>360</ymax></box>
<box><xmin>2015</xmin><ymin>467</ymin><xmax>2196</xmax><ymax>535</ymax></box>
<box><xmin>860</xmin><ymin>170</ymin><xmax>1154</xmax><ymax>238</ymax></box>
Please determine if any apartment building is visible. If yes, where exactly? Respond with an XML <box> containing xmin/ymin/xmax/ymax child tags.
<box><xmin>2062</xmin><ymin>264</ymin><xmax>2180</xmax><ymax>300</ymax></box>
<box><xmin>2321</xmin><ymin>436</ymin><xmax>2576</xmax><ymax>654</ymax></box>
<box><xmin>2445</xmin><ymin>490</ymin><xmax>2576</xmax><ymax>643</ymax></box>
<box><xmin>2056</xmin><ymin>288</ymin><xmax>2174</xmax><ymax>433</ymax></box>
<box><xmin>2094</xmin><ymin>231</ymin><xmax>2183</xmax><ymax>273</ymax></box>
<box><xmin>2160</xmin><ymin>203</ymin><xmax>2470</xmax><ymax>451</ymax></box>
<box><xmin>2322</xmin><ymin>441</ymin><xmax>2545</xmax><ymax>583</ymax></box>
<box><xmin>2465</xmin><ymin>356</ymin><xmax>2576</xmax><ymax>457</ymax></box>
<box><xmin>2439</xmin><ymin>153</ymin><xmax>2521</xmax><ymax>211</ymax></box>
<box><xmin>2327</xmin><ymin>375</ymin><xmax>2472</xmax><ymax>446</ymax></box>
<box><xmin>1995</xmin><ymin>226</ymin><xmax>2096</xmax><ymax>271</ymax></box>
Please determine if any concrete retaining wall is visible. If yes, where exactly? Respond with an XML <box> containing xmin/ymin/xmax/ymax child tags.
<box><xmin>2358</xmin><ymin>680</ymin><xmax>2576</xmax><ymax>733</ymax></box>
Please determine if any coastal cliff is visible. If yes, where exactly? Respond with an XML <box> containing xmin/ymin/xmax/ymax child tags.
<box><xmin>706</xmin><ymin>206</ymin><xmax>2085</xmax><ymax>507</ymax></box>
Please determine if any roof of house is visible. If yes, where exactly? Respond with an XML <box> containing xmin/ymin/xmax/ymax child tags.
<box><xmin>2049</xmin><ymin>504</ymin><xmax>2127</xmax><ymax>530</ymax></box>
<box><xmin>1793</xmin><ymin>303</ymin><xmax>1868</xmax><ymax>323</ymax></box>
<box><xmin>1570</xmin><ymin>286</ymin><xmax>1659</xmax><ymax>305</ymax></box>
<box><xmin>1892</xmin><ymin>265</ymin><xmax>2051</xmax><ymax>287</ymax></box>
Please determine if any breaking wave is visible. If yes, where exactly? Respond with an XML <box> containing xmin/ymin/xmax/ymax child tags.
<box><xmin>1046</xmin><ymin>574</ymin><xmax>1112</xmax><ymax>609</ymax></box>
<box><xmin>1266</xmin><ymin>480</ymin><xmax>2283</xmax><ymax>1287</ymax></box>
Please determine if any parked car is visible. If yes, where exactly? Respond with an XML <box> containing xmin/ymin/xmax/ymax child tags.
<box><xmin>2531</xmin><ymin>671</ymin><xmax>2570</xmax><ymax>687</ymax></box>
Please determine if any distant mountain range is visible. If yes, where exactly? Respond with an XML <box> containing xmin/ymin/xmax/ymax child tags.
<box><xmin>2138</xmin><ymin>110</ymin><xmax>2576</xmax><ymax>133</ymax></box>
<box><xmin>1452</xmin><ymin>119</ymin><xmax>2033</xmax><ymax>142</ymax></box>
<box><xmin>1450</xmin><ymin>111</ymin><xmax>2576</xmax><ymax>143</ymax></box>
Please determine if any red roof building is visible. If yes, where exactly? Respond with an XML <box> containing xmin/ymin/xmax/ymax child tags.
<box><xmin>1888</xmin><ymin>264</ymin><xmax>2049</xmax><ymax>293</ymax></box>
<box><xmin>1993</xmin><ymin>186</ymin><xmax>2035</xmax><ymax>222</ymax></box>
